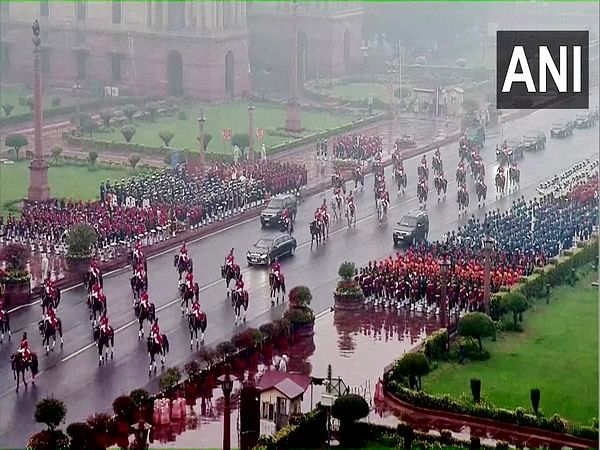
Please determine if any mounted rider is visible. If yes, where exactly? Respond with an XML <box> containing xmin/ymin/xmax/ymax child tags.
<box><xmin>235</xmin><ymin>274</ymin><xmax>245</xmax><ymax>297</ymax></box>
<box><xmin>133</xmin><ymin>241</ymin><xmax>144</xmax><ymax>262</ymax></box>
<box><xmin>151</xmin><ymin>318</ymin><xmax>164</xmax><ymax>346</ymax></box>
<box><xmin>99</xmin><ymin>313</ymin><xmax>111</xmax><ymax>335</ymax></box>
<box><xmin>89</xmin><ymin>259</ymin><xmax>101</xmax><ymax>280</ymax></box>
<box><xmin>140</xmin><ymin>291</ymin><xmax>151</xmax><ymax>312</ymax></box>
<box><xmin>90</xmin><ymin>280</ymin><xmax>105</xmax><ymax>303</ymax></box>
<box><xmin>191</xmin><ymin>300</ymin><xmax>203</xmax><ymax>320</ymax></box>
<box><xmin>18</xmin><ymin>332</ymin><xmax>32</xmax><ymax>362</ymax></box>
<box><xmin>44</xmin><ymin>278</ymin><xmax>56</xmax><ymax>299</ymax></box>
<box><xmin>420</xmin><ymin>154</ymin><xmax>428</xmax><ymax>168</ymax></box>
<box><xmin>185</xmin><ymin>271</ymin><xmax>195</xmax><ymax>292</ymax></box>
<box><xmin>270</xmin><ymin>257</ymin><xmax>282</xmax><ymax>277</ymax></box>
<box><xmin>346</xmin><ymin>191</ymin><xmax>356</xmax><ymax>209</ymax></box>
<box><xmin>44</xmin><ymin>305</ymin><xmax>58</xmax><ymax>329</ymax></box>
<box><xmin>134</xmin><ymin>262</ymin><xmax>146</xmax><ymax>281</ymax></box>
<box><xmin>179</xmin><ymin>241</ymin><xmax>189</xmax><ymax>263</ymax></box>
<box><xmin>225</xmin><ymin>248</ymin><xmax>235</xmax><ymax>269</ymax></box>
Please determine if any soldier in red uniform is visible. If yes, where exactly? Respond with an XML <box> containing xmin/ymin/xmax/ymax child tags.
<box><xmin>185</xmin><ymin>271</ymin><xmax>195</xmax><ymax>292</ymax></box>
<box><xmin>225</xmin><ymin>248</ymin><xmax>235</xmax><ymax>268</ymax></box>
<box><xmin>18</xmin><ymin>332</ymin><xmax>32</xmax><ymax>362</ymax></box>
<box><xmin>151</xmin><ymin>319</ymin><xmax>163</xmax><ymax>346</ymax></box>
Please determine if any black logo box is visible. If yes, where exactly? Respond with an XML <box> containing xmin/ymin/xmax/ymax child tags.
<box><xmin>496</xmin><ymin>31</ymin><xmax>589</xmax><ymax>110</ymax></box>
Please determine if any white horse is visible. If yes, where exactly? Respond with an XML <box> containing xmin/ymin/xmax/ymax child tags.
<box><xmin>331</xmin><ymin>194</ymin><xmax>345</xmax><ymax>221</ymax></box>
<box><xmin>345</xmin><ymin>202</ymin><xmax>357</xmax><ymax>229</ymax></box>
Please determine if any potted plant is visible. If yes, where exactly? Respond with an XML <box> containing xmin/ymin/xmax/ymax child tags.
<box><xmin>65</xmin><ymin>223</ymin><xmax>97</xmax><ymax>275</ymax></box>
<box><xmin>0</xmin><ymin>243</ymin><xmax>31</xmax><ymax>307</ymax></box>
<box><xmin>333</xmin><ymin>261</ymin><xmax>364</xmax><ymax>310</ymax></box>
<box><xmin>112</xmin><ymin>395</ymin><xmax>136</xmax><ymax>435</ymax></box>
<box><xmin>159</xmin><ymin>367</ymin><xmax>182</xmax><ymax>399</ymax></box>
<box><xmin>284</xmin><ymin>286</ymin><xmax>315</xmax><ymax>337</ymax></box>
<box><xmin>129</xmin><ymin>388</ymin><xmax>151</xmax><ymax>422</ymax></box>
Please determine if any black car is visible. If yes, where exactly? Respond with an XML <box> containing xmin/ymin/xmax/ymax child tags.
<box><xmin>246</xmin><ymin>234</ymin><xmax>297</xmax><ymax>266</ymax></box>
<box><xmin>393</xmin><ymin>210</ymin><xmax>429</xmax><ymax>246</ymax></box>
<box><xmin>575</xmin><ymin>112</ymin><xmax>595</xmax><ymax>128</ymax></box>
<box><xmin>522</xmin><ymin>131</ymin><xmax>546</xmax><ymax>151</ymax></box>
<box><xmin>260</xmin><ymin>194</ymin><xmax>298</xmax><ymax>228</ymax></box>
<box><xmin>550</xmin><ymin>120</ymin><xmax>575</xmax><ymax>138</ymax></box>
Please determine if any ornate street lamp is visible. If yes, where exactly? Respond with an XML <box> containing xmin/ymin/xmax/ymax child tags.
<box><xmin>439</xmin><ymin>257</ymin><xmax>451</xmax><ymax>329</ymax></box>
<box><xmin>483</xmin><ymin>236</ymin><xmax>495</xmax><ymax>313</ymax></box>
<box><xmin>218</xmin><ymin>366</ymin><xmax>237</xmax><ymax>450</ymax></box>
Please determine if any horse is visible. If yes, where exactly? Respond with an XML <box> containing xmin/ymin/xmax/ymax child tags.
<box><xmin>417</xmin><ymin>163</ymin><xmax>429</xmax><ymax>180</ymax></box>
<box><xmin>471</xmin><ymin>160</ymin><xmax>485</xmax><ymax>180</ymax></box>
<box><xmin>432</xmin><ymin>155</ymin><xmax>443</xmax><ymax>175</ymax></box>
<box><xmin>221</xmin><ymin>264</ymin><xmax>241</xmax><ymax>292</ymax></box>
<box><xmin>41</xmin><ymin>288</ymin><xmax>60</xmax><ymax>315</ymax></box>
<box><xmin>129</xmin><ymin>251</ymin><xmax>147</xmax><ymax>273</ymax></box>
<box><xmin>434</xmin><ymin>176</ymin><xmax>448</xmax><ymax>201</ymax></box>
<box><xmin>457</xmin><ymin>189</ymin><xmax>469</xmax><ymax>215</ymax></box>
<box><xmin>147</xmin><ymin>335</ymin><xmax>170</xmax><ymax>376</ymax></box>
<box><xmin>269</xmin><ymin>272</ymin><xmax>286</xmax><ymax>304</ymax></box>
<box><xmin>130</xmin><ymin>274</ymin><xmax>147</xmax><ymax>302</ymax></box>
<box><xmin>0</xmin><ymin>311</ymin><xmax>10</xmax><ymax>344</ymax></box>
<box><xmin>353</xmin><ymin>169</ymin><xmax>365</xmax><ymax>191</ymax></box>
<box><xmin>188</xmin><ymin>311</ymin><xmax>207</xmax><ymax>349</ymax></box>
<box><xmin>11</xmin><ymin>352</ymin><xmax>38</xmax><ymax>393</ymax></box>
<box><xmin>179</xmin><ymin>282</ymin><xmax>199</xmax><ymax>315</ymax></box>
<box><xmin>376</xmin><ymin>197</ymin><xmax>388</xmax><ymax>225</ymax></box>
<box><xmin>38</xmin><ymin>317</ymin><xmax>63</xmax><ymax>355</ymax></box>
<box><xmin>88</xmin><ymin>294</ymin><xmax>107</xmax><ymax>326</ymax></box>
<box><xmin>495</xmin><ymin>170</ymin><xmax>507</xmax><ymax>197</ymax></box>
<box><xmin>476</xmin><ymin>181</ymin><xmax>487</xmax><ymax>207</ymax></box>
<box><xmin>174</xmin><ymin>254</ymin><xmax>193</xmax><ymax>280</ymax></box>
<box><xmin>345</xmin><ymin>203</ymin><xmax>357</xmax><ymax>229</ymax></box>
<box><xmin>509</xmin><ymin>166</ymin><xmax>521</xmax><ymax>190</ymax></box>
<box><xmin>232</xmin><ymin>290</ymin><xmax>249</xmax><ymax>324</ymax></box>
<box><xmin>134</xmin><ymin>301</ymin><xmax>156</xmax><ymax>340</ymax></box>
<box><xmin>332</xmin><ymin>193</ymin><xmax>345</xmax><ymax>221</ymax></box>
<box><xmin>93</xmin><ymin>325</ymin><xmax>114</xmax><ymax>366</ymax></box>
<box><xmin>331</xmin><ymin>173</ymin><xmax>346</xmax><ymax>193</ymax></box>
<box><xmin>456</xmin><ymin>167</ymin><xmax>466</xmax><ymax>186</ymax></box>
<box><xmin>417</xmin><ymin>182</ymin><xmax>428</xmax><ymax>208</ymax></box>
<box><xmin>310</xmin><ymin>220</ymin><xmax>323</xmax><ymax>249</ymax></box>
<box><xmin>394</xmin><ymin>168</ymin><xmax>407</xmax><ymax>195</ymax></box>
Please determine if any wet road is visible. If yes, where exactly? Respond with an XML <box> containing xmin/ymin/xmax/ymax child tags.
<box><xmin>1</xmin><ymin>99</ymin><xmax>598</xmax><ymax>446</ymax></box>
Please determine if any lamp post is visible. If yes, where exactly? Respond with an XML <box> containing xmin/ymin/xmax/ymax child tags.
<box><xmin>439</xmin><ymin>257</ymin><xmax>451</xmax><ymax>329</ymax></box>
<box><xmin>483</xmin><ymin>236</ymin><xmax>495</xmax><ymax>314</ymax></box>
<box><xmin>74</xmin><ymin>76</ymin><xmax>81</xmax><ymax>135</ymax></box>
<box><xmin>248</xmin><ymin>104</ymin><xmax>255</xmax><ymax>162</ymax></box>
<box><xmin>285</xmin><ymin>0</ymin><xmax>301</xmax><ymax>132</ymax></box>
<box><xmin>218</xmin><ymin>366</ymin><xmax>237</xmax><ymax>450</ymax></box>
<box><xmin>197</xmin><ymin>109</ymin><xmax>206</xmax><ymax>167</ymax></box>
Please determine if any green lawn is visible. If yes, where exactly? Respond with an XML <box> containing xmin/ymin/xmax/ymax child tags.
<box><xmin>318</xmin><ymin>82</ymin><xmax>392</xmax><ymax>104</ymax></box>
<box><xmin>0</xmin><ymin>84</ymin><xmax>72</xmax><ymax>117</ymax></box>
<box><xmin>91</xmin><ymin>102</ymin><xmax>354</xmax><ymax>154</ymax></box>
<box><xmin>0</xmin><ymin>160</ymin><xmax>128</xmax><ymax>217</ymax></box>
<box><xmin>424</xmin><ymin>273</ymin><xmax>599</xmax><ymax>425</ymax></box>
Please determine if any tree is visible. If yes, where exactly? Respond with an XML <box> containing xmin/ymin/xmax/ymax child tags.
<box><xmin>26</xmin><ymin>95</ymin><xmax>35</xmax><ymax>111</ymax></box>
<box><xmin>122</xmin><ymin>104</ymin><xmax>138</xmax><ymax>122</ymax></box>
<box><xmin>500</xmin><ymin>292</ymin><xmax>528</xmax><ymax>329</ymax></box>
<box><xmin>88</xmin><ymin>151</ymin><xmax>98</xmax><ymax>166</ymax></box>
<box><xmin>231</xmin><ymin>133</ymin><xmax>249</xmax><ymax>152</ymax></box>
<box><xmin>65</xmin><ymin>223</ymin><xmax>97</xmax><ymax>260</ymax></box>
<box><xmin>128</xmin><ymin>153</ymin><xmax>141</xmax><ymax>169</ymax></box>
<box><xmin>1</xmin><ymin>243</ymin><xmax>30</xmax><ymax>272</ymax></box>
<box><xmin>331</xmin><ymin>394</ymin><xmax>370</xmax><ymax>446</ymax></box>
<box><xmin>458</xmin><ymin>312</ymin><xmax>495</xmax><ymax>351</ymax></box>
<box><xmin>80</xmin><ymin>116</ymin><xmax>99</xmax><ymax>138</ymax></box>
<box><xmin>99</xmin><ymin>109</ymin><xmax>112</xmax><ymax>128</ymax></box>
<box><xmin>338</xmin><ymin>261</ymin><xmax>357</xmax><ymax>281</ymax></box>
<box><xmin>35</xmin><ymin>397</ymin><xmax>67</xmax><ymax>430</ymax></box>
<box><xmin>393</xmin><ymin>352</ymin><xmax>430</xmax><ymax>390</ymax></box>
<box><xmin>121</xmin><ymin>124</ymin><xmax>136</xmax><ymax>143</ymax></box>
<box><xmin>50</xmin><ymin>145</ymin><xmax>63</xmax><ymax>160</ymax></box>
<box><xmin>159</xmin><ymin>367</ymin><xmax>182</xmax><ymax>392</ymax></box>
<box><xmin>112</xmin><ymin>395</ymin><xmax>136</xmax><ymax>424</ymax></box>
<box><xmin>2</xmin><ymin>104</ymin><xmax>14</xmax><ymax>116</ymax></box>
<box><xmin>159</xmin><ymin>130</ymin><xmax>174</xmax><ymax>147</ymax></box>
<box><xmin>129</xmin><ymin>388</ymin><xmax>150</xmax><ymax>409</ymax></box>
<box><xmin>5</xmin><ymin>133</ymin><xmax>28</xmax><ymax>160</ymax></box>
<box><xmin>145</xmin><ymin>101</ymin><xmax>160</xmax><ymax>121</ymax></box>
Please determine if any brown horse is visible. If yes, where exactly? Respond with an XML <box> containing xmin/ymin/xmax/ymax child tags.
<box><xmin>11</xmin><ymin>352</ymin><xmax>38</xmax><ymax>393</ymax></box>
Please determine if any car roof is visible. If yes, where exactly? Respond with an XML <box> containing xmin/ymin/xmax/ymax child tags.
<box><xmin>403</xmin><ymin>210</ymin><xmax>428</xmax><ymax>219</ymax></box>
<box><xmin>271</xmin><ymin>194</ymin><xmax>294</xmax><ymax>200</ymax></box>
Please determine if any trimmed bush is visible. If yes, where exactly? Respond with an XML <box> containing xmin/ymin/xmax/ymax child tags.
<box><xmin>422</xmin><ymin>328</ymin><xmax>448</xmax><ymax>361</ymax></box>
<box><xmin>288</xmin><ymin>285</ymin><xmax>312</xmax><ymax>309</ymax></box>
<box><xmin>112</xmin><ymin>395</ymin><xmax>136</xmax><ymax>424</ymax></box>
<box><xmin>145</xmin><ymin>101</ymin><xmax>160</xmax><ymax>121</ymax></box>
<box><xmin>50</xmin><ymin>145</ymin><xmax>63</xmax><ymax>159</ymax></box>
<box><xmin>65</xmin><ymin>223</ymin><xmax>97</xmax><ymax>260</ymax></box>
<box><xmin>128</xmin><ymin>153</ymin><xmax>141</xmax><ymax>169</ymax></box>
<box><xmin>332</xmin><ymin>394</ymin><xmax>370</xmax><ymax>446</ymax></box>
<box><xmin>121</xmin><ymin>124</ymin><xmax>136</xmax><ymax>143</ymax></box>
<box><xmin>470</xmin><ymin>378</ymin><xmax>481</xmax><ymax>403</ymax></box>
<box><xmin>26</xmin><ymin>95</ymin><xmax>35</xmax><ymax>111</ymax></box>
<box><xmin>231</xmin><ymin>133</ymin><xmax>249</xmax><ymax>151</ymax></box>
<box><xmin>51</xmin><ymin>98</ymin><xmax>61</xmax><ymax>108</ymax></box>
<box><xmin>458</xmin><ymin>312</ymin><xmax>495</xmax><ymax>351</ymax></box>
<box><xmin>27</xmin><ymin>430</ymin><xmax>69</xmax><ymax>450</ymax></box>
<box><xmin>177</xmin><ymin>111</ymin><xmax>187</xmax><ymax>121</ymax></box>
<box><xmin>122</xmin><ymin>104</ymin><xmax>137</xmax><ymax>122</ymax></box>
<box><xmin>159</xmin><ymin>366</ymin><xmax>182</xmax><ymax>392</ymax></box>
<box><xmin>393</xmin><ymin>352</ymin><xmax>430</xmax><ymax>390</ymax></box>
<box><xmin>87</xmin><ymin>150</ymin><xmax>98</xmax><ymax>166</ymax></box>
<box><xmin>500</xmin><ymin>291</ymin><xmax>528</xmax><ymax>330</ymax></box>
<box><xmin>5</xmin><ymin>133</ymin><xmax>28</xmax><ymax>160</ymax></box>
<box><xmin>1</xmin><ymin>243</ymin><xmax>30</xmax><ymax>272</ymax></box>
<box><xmin>35</xmin><ymin>397</ymin><xmax>67</xmax><ymax>430</ymax></box>
<box><xmin>66</xmin><ymin>422</ymin><xmax>94</xmax><ymax>450</ymax></box>
<box><xmin>2</xmin><ymin>104</ymin><xmax>14</xmax><ymax>116</ymax></box>
<box><xmin>530</xmin><ymin>388</ymin><xmax>541</xmax><ymax>415</ymax></box>
<box><xmin>158</xmin><ymin>130</ymin><xmax>174</xmax><ymax>147</ymax></box>
<box><xmin>99</xmin><ymin>109</ymin><xmax>112</xmax><ymax>127</ymax></box>
<box><xmin>338</xmin><ymin>261</ymin><xmax>357</xmax><ymax>281</ymax></box>
<box><xmin>129</xmin><ymin>388</ymin><xmax>150</xmax><ymax>409</ymax></box>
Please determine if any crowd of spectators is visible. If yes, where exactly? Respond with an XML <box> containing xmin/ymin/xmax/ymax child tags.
<box><xmin>332</xmin><ymin>134</ymin><xmax>383</xmax><ymax>161</ymax></box>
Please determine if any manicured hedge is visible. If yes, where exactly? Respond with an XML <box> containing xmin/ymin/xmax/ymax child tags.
<box><xmin>490</xmin><ymin>238</ymin><xmax>598</xmax><ymax>320</ymax></box>
<box><xmin>257</xmin><ymin>406</ymin><xmax>327</xmax><ymax>450</ymax></box>
<box><xmin>422</xmin><ymin>328</ymin><xmax>449</xmax><ymax>362</ymax></box>
<box><xmin>386</xmin><ymin>382</ymin><xmax>598</xmax><ymax>441</ymax></box>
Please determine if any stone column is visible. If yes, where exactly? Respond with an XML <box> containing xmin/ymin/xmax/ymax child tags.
<box><xmin>248</xmin><ymin>105</ymin><xmax>255</xmax><ymax>162</ymax></box>
<box><xmin>28</xmin><ymin>20</ymin><xmax>50</xmax><ymax>202</ymax></box>
<box><xmin>285</xmin><ymin>2</ymin><xmax>301</xmax><ymax>132</ymax></box>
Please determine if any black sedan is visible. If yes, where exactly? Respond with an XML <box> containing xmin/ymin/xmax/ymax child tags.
<box><xmin>246</xmin><ymin>234</ymin><xmax>297</xmax><ymax>266</ymax></box>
